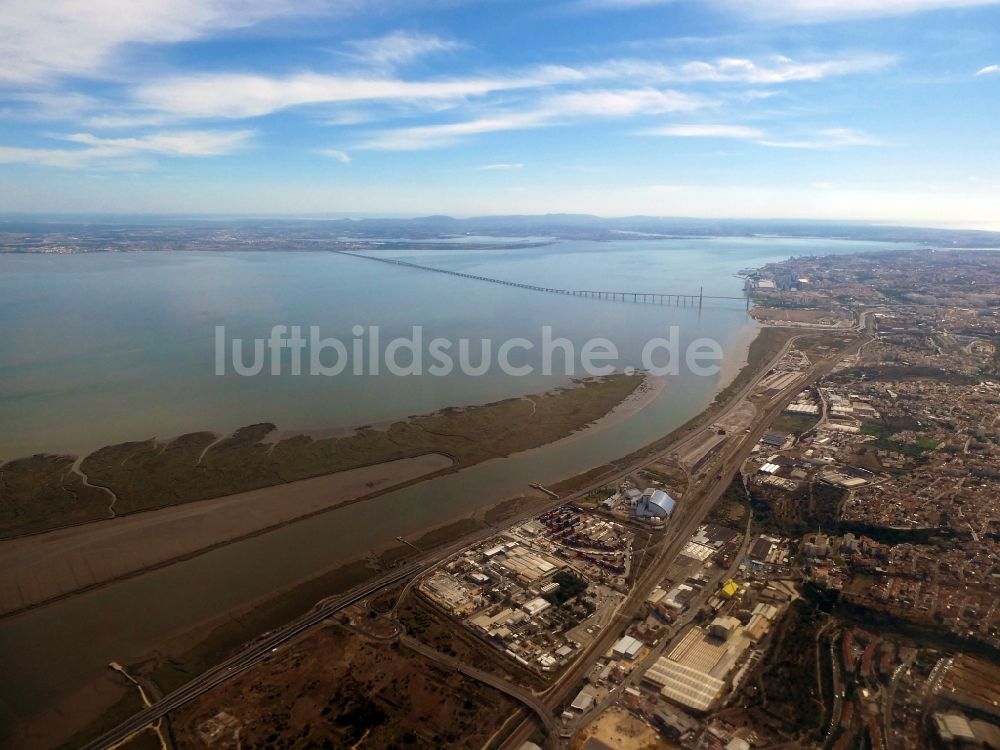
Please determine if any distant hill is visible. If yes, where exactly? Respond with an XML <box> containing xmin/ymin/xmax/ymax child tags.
<box><xmin>3</xmin><ymin>213</ymin><xmax>1000</xmax><ymax>249</ymax></box>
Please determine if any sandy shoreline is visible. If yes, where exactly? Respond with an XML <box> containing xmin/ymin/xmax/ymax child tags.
<box><xmin>565</xmin><ymin>373</ymin><xmax>666</xmax><ymax>441</ymax></box>
<box><xmin>714</xmin><ymin>321</ymin><xmax>763</xmax><ymax>399</ymax></box>
<box><xmin>0</xmin><ymin>454</ymin><xmax>454</xmax><ymax>616</ymax></box>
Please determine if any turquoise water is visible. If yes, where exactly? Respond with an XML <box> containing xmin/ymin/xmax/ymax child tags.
<box><xmin>0</xmin><ymin>237</ymin><xmax>912</xmax><ymax>740</ymax></box>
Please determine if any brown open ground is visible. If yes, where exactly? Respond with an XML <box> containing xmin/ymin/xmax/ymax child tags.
<box><xmin>168</xmin><ymin>624</ymin><xmax>519</xmax><ymax>750</ymax></box>
<box><xmin>574</xmin><ymin>707</ymin><xmax>678</xmax><ymax>750</ymax></box>
<box><xmin>750</xmin><ymin>307</ymin><xmax>852</xmax><ymax>325</ymax></box>
<box><xmin>0</xmin><ymin>454</ymin><xmax>452</xmax><ymax>615</ymax></box>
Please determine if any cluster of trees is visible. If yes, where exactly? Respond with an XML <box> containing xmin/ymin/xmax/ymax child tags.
<box><xmin>545</xmin><ymin>571</ymin><xmax>588</xmax><ymax>605</ymax></box>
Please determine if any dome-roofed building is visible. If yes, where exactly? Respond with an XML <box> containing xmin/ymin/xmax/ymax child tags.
<box><xmin>635</xmin><ymin>488</ymin><xmax>675</xmax><ymax>522</ymax></box>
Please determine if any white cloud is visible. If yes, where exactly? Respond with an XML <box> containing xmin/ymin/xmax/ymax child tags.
<box><xmin>641</xmin><ymin>124</ymin><xmax>882</xmax><ymax>149</ymax></box>
<box><xmin>479</xmin><ymin>163</ymin><xmax>523</xmax><ymax>170</ymax></box>
<box><xmin>714</xmin><ymin>0</ymin><xmax>1000</xmax><ymax>22</ymax></box>
<box><xmin>573</xmin><ymin>0</ymin><xmax>1000</xmax><ymax>21</ymax></box>
<box><xmin>568</xmin><ymin>0</ymin><xmax>675</xmax><ymax>10</ymax></box>
<box><xmin>582</xmin><ymin>54</ymin><xmax>894</xmax><ymax>84</ymax></box>
<box><xmin>975</xmin><ymin>64</ymin><xmax>1000</xmax><ymax>76</ymax></box>
<box><xmin>317</xmin><ymin>148</ymin><xmax>351</xmax><ymax>162</ymax></box>
<box><xmin>649</xmin><ymin>184</ymin><xmax>685</xmax><ymax>192</ymax></box>
<box><xmin>5</xmin><ymin>91</ymin><xmax>100</xmax><ymax>119</ymax></box>
<box><xmin>127</xmin><ymin>50</ymin><xmax>881</xmax><ymax>123</ymax></box>
<box><xmin>359</xmin><ymin>87</ymin><xmax>710</xmax><ymax>150</ymax></box>
<box><xmin>0</xmin><ymin>146</ymin><xmax>93</xmax><ymax>169</ymax></box>
<box><xmin>758</xmin><ymin>127</ymin><xmax>883</xmax><ymax>149</ymax></box>
<box><xmin>62</xmin><ymin>130</ymin><xmax>253</xmax><ymax>155</ymax></box>
<box><xmin>83</xmin><ymin>113</ymin><xmax>175</xmax><ymax>128</ymax></box>
<box><xmin>641</xmin><ymin>123</ymin><xmax>765</xmax><ymax>138</ymax></box>
<box><xmin>0</xmin><ymin>129</ymin><xmax>252</xmax><ymax>168</ymax></box>
<box><xmin>0</xmin><ymin>0</ymin><xmax>315</xmax><ymax>84</ymax></box>
<box><xmin>544</xmin><ymin>87</ymin><xmax>706</xmax><ymax>116</ymax></box>
<box><xmin>360</xmin><ymin>113</ymin><xmax>547</xmax><ymax>150</ymax></box>
<box><xmin>133</xmin><ymin>68</ymin><xmax>583</xmax><ymax>120</ymax></box>
<box><xmin>344</xmin><ymin>31</ymin><xmax>462</xmax><ymax>70</ymax></box>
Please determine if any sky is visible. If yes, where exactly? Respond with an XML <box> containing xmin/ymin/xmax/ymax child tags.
<box><xmin>0</xmin><ymin>0</ymin><xmax>999</xmax><ymax>226</ymax></box>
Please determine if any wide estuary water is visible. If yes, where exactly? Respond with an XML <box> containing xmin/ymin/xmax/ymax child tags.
<box><xmin>0</xmin><ymin>237</ymin><xmax>913</xmax><ymax>744</ymax></box>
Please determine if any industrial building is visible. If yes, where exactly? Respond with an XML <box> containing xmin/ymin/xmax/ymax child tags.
<box><xmin>644</xmin><ymin>621</ymin><xmax>752</xmax><ymax>712</ymax></box>
<box><xmin>422</xmin><ymin>572</ymin><xmax>481</xmax><ymax>615</ymax></box>
<box><xmin>760</xmin><ymin>430</ymin><xmax>793</xmax><ymax>450</ymax></box>
<box><xmin>634</xmin><ymin>488</ymin><xmax>675</xmax><ymax>523</ymax></box>
<box><xmin>570</xmin><ymin>686</ymin><xmax>597</xmax><ymax>713</ymax></box>
<box><xmin>612</xmin><ymin>635</ymin><xmax>643</xmax><ymax>660</ymax></box>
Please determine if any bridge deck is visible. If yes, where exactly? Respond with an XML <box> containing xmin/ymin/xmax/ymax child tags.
<box><xmin>336</xmin><ymin>250</ymin><xmax>750</xmax><ymax>308</ymax></box>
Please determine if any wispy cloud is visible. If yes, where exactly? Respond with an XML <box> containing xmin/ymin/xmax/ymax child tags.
<box><xmin>544</xmin><ymin>88</ymin><xmax>707</xmax><ymax>115</ymax></box>
<box><xmin>641</xmin><ymin>124</ymin><xmax>882</xmax><ymax>149</ymax></box>
<box><xmin>61</xmin><ymin>130</ymin><xmax>253</xmax><ymax>156</ymax></box>
<box><xmin>0</xmin><ymin>0</ymin><xmax>315</xmax><ymax>84</ymax></box>
<box><xmin>758</xmin><ymin>128</ymin><xmax>883</xmax><ymax>149</ymax></box>
<box><xmin>567</xmin><ymin>0</ymin><xmax>675</xmax><ymax>10</ymax></box>
<box><xmin>640</xmin><ymin>123</ymin><xmax>765</xmax><ymax>138</ymax></box>
<box><xmin>0</xmin><ymin>129</ymin><xmax>253</xmax><ymax>168</ymax></box>
<box><xmin>344</xmin><ymin>31</ymin><xmax>463</xmax><ymax>70</ymax></box>
<box><xmin>360</xmin><ymin>113</ymin><xmax>547</xmax><ymax>150</ymax></box>
<box><xmin>584</xmin><ymin>0</ymin><xmax>1000</xmax><ymax>21</ymax></box>
<box><xmin>714</xmin><ymin>0</ymin><xmax>1000</xmax><ymax>23</ymax></box>
<box><xmin>975</xmin><ymin>64</ymin><xmax>1000</xmax><ymax>75</ymax></box>
<box><xmin>317</xmin><ymin>148</ymin><xmax>351</xmax><ymax>163</ymax></box>
<box><xmin>125</xmin><ymin>50</ymin><xmax>882</xmax><ymax>123</ymax></box>
<box><xmin>132</xmin><ymin>68</ymin><xmax>584</xmax><ymax>120</ymax></box>
<box><xmin>0</xmin><ymin>146</ymin><xmax>97</xmax><ymax>169</ymax></box>
<box><xmin>579</xmin><ymin>54</ymin><xmax>895</xmax><ymax>84</ymax></box>
<box><xmin>4</xmin><ymin>91</ymin><xmax>100</xmax><ymax>120</ymax></box>
<box><xmin>479</xmin><ymin>163</ymin><xmax>523</xmax><ymax>170</ymax></box>
<box><xmin>359</xmin><ymin>87</ymin><xmax>709</xmax><ymax>150</ymax></box>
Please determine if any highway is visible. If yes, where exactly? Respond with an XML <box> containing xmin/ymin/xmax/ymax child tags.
<box><xmin>399</xmin><ymin>635</ymin><xmax>560</xmax><ymax>742</ymax></box>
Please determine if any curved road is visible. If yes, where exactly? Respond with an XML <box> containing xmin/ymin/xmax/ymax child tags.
<box><xmin>399</xmin><ymin>635</ymin><xmax>560</xmax><ymax>744</ymax></box>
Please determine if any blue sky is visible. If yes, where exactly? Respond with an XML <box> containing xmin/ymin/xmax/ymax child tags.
<box><xmin>1</xmin><ymin>0</ymin><xmax>999</xmax><ymax>225</ymax></box>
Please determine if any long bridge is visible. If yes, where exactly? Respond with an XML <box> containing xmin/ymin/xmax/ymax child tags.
<box><xmin>336</xmin><ymin>250</ymin><xmax>752</xmax><ymax>309</ymax></box>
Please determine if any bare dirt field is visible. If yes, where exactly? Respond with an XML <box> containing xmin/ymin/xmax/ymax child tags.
<box><xmin>169</xmin><ymin>624</ymin><xmax>518</xmax><ymax>750</ymax></box>
<box><xmin>750</xmin><ymin>307</ymin><xmax>852</xmax><ymax>326</ymax></box>
<box><xmin>573</xmin><ymin>707</ymin><xmax>678</xmax><ymax>750</ymax></box>
<box><xmin>0</xmin><ymin>454</ymin><xmax>452</xmax><ymax>615</ymax></box>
